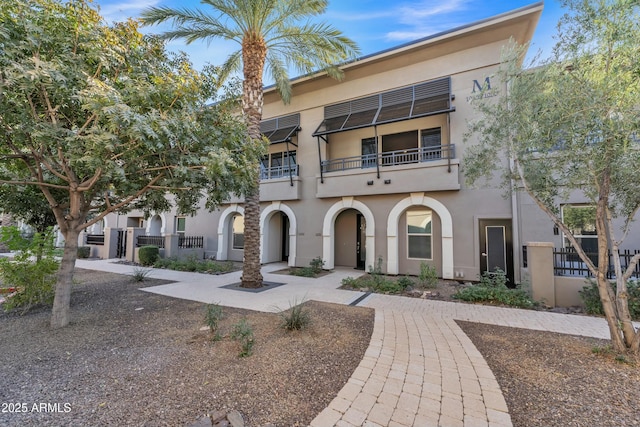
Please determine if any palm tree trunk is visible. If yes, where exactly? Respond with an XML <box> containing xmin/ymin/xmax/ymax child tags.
<box><xmin>239</xmin><ymin>36</ymin><xmax>267</xmax><ymax>288</ymax></box>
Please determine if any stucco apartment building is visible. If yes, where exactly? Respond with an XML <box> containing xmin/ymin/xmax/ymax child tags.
<box><xmin>99</xmin><ymin>2</ymin><xmax>640</xmax><ymax>285</ymax></box>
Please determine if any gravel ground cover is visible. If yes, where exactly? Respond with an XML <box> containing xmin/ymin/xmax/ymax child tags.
<box><xmin>1</xmin><ymin>267</ymin><xmax>638</xmax><ymax>427</ymax></box>
<box><xmin>0</xmin><ymin>269</ymin><xmax>373</xmax><ymax>427</ymax></box>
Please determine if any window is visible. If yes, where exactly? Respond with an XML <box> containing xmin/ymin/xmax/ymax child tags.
<box><xmin>407</xmin><ymin>210</ymin><xmax>432</xmax><ymax>259</ymax></box>
<box><xmin>361</xmin><ymin>137</ymin><xmax>377</xmax><ymax>168</ymax></box>
<box><xmin>260</xmin><ymin>151</ymin><xmax>297</xmax><ymax>178</ymax></box>
<box><xmin>562</xmin><ymin>205</ymin><xmax>597</xmax><ymax>253</ymax></box>
<box><xmin>421</xmin><ymin>128</ymin><xmax>441</xmax><ymax>160</ymax></box>
<box><xmin>232</xmin><ymin>214</ymin><xmax>244</xmax><ymax>250</ymax></box>
<box><xmin>382</xmin><ymin>130</ymin><xmax>419</xmax><ymax>165</ymax></box>
<box><xmin>176</xmin><ymin>217</ymin><xmax>186</xmax><ymax>235</ymax></box>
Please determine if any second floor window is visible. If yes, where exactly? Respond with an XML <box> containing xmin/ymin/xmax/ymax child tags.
<box><xmin>176</xmin><ymin>217</ymin><xmax>186</xmax><ymax>235</ymax></box>
<box><xmin>261</xmin><ymin>151</ymin><xmax>297</xmax><ymax>178</ymax></box>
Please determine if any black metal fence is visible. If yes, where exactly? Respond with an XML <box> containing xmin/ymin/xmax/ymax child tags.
<box><xmin>137</xmin><ymin>235</ymin><xmax>165</xmax><ymax>248</ymax></box>
<box><xmin>553</xmin><ymin>247</ymin><xmax>640</xmax><ymax>279</ymax></box>
<box><xmin>178</xmin><ymin>235</ymin><xmax>204</xmax><ymax>249</ymax></box>
<box><xmin>86</xmin><ymin>234</ymin><xmax>105</xmax><ymax>246</ymax></box>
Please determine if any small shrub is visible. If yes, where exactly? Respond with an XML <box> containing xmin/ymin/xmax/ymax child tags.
<box><xmin>230</xmin><ymin>319</ymin><xmax>254</xmax><ymax>357</ymax></box>
<box><xmin>290</xmin><ymin>266</ymin><xmax>316</xmax><ymax>277</ymax></box>
<box><xmin>370</xmin><ymin>278</ymin><xmax>405</xmax><ymax>294</ymax></box>
<box><xmin>138</xmin><ymin>245</ymin><xmax>159</xmax><ymax>266</ymax></box>
<box><xmin>0</xmin><ymin>228</ymin><xmax>59</xmax><ymax>313</ymax></box>
<box><xmin>131</xmin><ymin>267</ymin><xmax>151</xmax><ymax>282</ymax></box>
<box><xmin>290</xmin><ymin>257</ymin><xmax>325</xmax><ymax>278</ymax></box>
<box><xmin>279</xmin><ymin>299</ymin><xmax>311</xmax><ymax>331</ymax></box>
<box><xmin>479</xmin><ymin>268</ymin><xmax>509</xmax><ymax>288</ymax></box>
<box><xmin>418</xmin><ymin>262</ymin><xmax>438</xmax><ymax>288</ymax></box>
<box><xmin>77</xmin><ymin>246</ymin><xmax>91</xmax><ymax>259</ymax></box>
<box><xmin>453</xmin><ymin>283</ymin><xmax>536</xmax><ymax>309</ymax></box>
<box><xmin>580</xmin><ymin>279</ymin><xmax>640</xmax><ymax>320</ymax></box>
<box><xmin>341</xmin><ymin>276</ymin><xmax>357</xmax><ymax>288</ymax></box>
<box><xmin>397</xmin><ymin>276</ymin><xmax>415</xmax><ymax>289</ymax></box>
<box><xmin>309</xmin><ymin>256</ymin><xmax>324</xmax><ymax>274</ymax></box>
<box><xmin>204</xmin><ymin>303</ymin><xmax>224</xmax><ymax>341</ymax></box>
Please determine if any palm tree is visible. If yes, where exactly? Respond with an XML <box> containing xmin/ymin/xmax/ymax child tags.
<box><xmin>141</xmin><ymin>0</ymin><xmax>359</xmax><ymax>288</ymax></box>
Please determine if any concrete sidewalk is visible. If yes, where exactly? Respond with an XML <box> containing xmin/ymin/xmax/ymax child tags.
<box><xmin>76</xmin><ymin>258</ymin><xmax>615</xmax><ymax>427</ymax></box>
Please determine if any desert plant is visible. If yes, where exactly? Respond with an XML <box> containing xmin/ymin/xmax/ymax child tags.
<box><xmin>279</xmin><ymin>299</ymin><xmax>311</xmax><ymax>331</ymax></box>
<box><xmin>397</xmin><ymin>276</ymin><xmax>415</xmax><ymax>289</ymax></box>
<box><xmin>418</xmin><ymin>262</ymin><xmax>438</xmax><ymax>288</ymax></box>
<box><xmin>341</xmin><ymin>276</ymin><xmax>358</xmax><ymax>288</ymax></box>
<box><xmin>204</xmin><ymin>303</ymin><xmax>224</xmax><ymax>341</ymax></box>
<box><xmin>138</xmin><ymin>245</ymin><xmax>159</xmax><ymax>266</ymax></box>
<box><xmin>453</xmin><ymin>271</ymin><xmax>536</xmax><ymax>309</ymax></box>
<box><xmin>309</xmin><ymin>256</ymin><xmax>324</xmax><ymax>274</ymax></box>
<box><xmin>478</xmin><ymin>268</ymin><xmax>509</xmax><ymax>288</ymax></box>
<box><xmin>230</xmin><ymin>319</ymin><xmax>255</xmax><ymax>357</ymax></box>
<box><xmin>290</xmin><ymin>257</ymin><xmax>325</xmax><ymax>278</ymax></box>
<box><xmin>131</xmin><ymin>267</ymin><xmax>151</xmax><ymax>282</ymax></box>
<box><xmin>77</xmin><ymin>246</ymin><xmax>91</xmax><ymax>259</ymax></box>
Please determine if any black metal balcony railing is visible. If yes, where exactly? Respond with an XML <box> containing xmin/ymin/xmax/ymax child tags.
<box><xmin>260</xmin><ymin>164</ymin><xmax>299</xmax><ymax>180</ymax></box>
<box><xmin>179</xmin><ymin>235</ymin><xmax>204</xmax><ymax>249</ymax></box>
<box><xmin>86</xmin><ymin>234</ymin><xmax>105</xmax><ymax>246</ymax></box>
<box><xmin>321</xmin><ymin>144</ymin><xmax>455</xmax><ymax>173</ymax></box>
<box><xmin>137</xmin><ymin>235</ymin><xmax>165</xmax><ymax>248</ymax></box>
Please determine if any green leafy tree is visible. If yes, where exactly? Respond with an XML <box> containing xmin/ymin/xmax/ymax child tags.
<box><xmin>465</xmin><ymin>0</ymin><xmax>640</xmax><ymax>353</ymax></box>
<box><xmin>0</xmin><ymin>0</ymin><xmax>256</xmax><ymax>328</ymax></box>
<box><xmin>141</xmin><ymin>0</ymin><xmax>359</xmax><ymax>288</ymax></box>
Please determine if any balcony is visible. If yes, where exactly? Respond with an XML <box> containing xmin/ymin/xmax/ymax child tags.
<box><xmin>317</xmin><ymin>145</ymin><xmax>459</xmax><ymax>198</ymax></box>
<box><xmin>227</xmin><ymin>165</ymin><xmax>301</xmax><ymax>203</ymax></box>
<box><xmin>260</xmin><ymin>164</ymin><xmax>299</xmax><ymax>180</ymax></box>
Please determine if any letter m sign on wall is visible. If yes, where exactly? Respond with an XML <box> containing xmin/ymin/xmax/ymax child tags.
<box><xmin>472</xmin><ymin>77</ymin><xmax>492</xmax><ymax>93</ymax></box>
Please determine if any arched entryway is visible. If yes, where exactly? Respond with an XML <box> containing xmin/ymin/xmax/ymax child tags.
<box><xmin>217</xmin><ymin>204</ymin><xmax>245</xmax><ymax>261</ymax></box>
<box><xmin>260</xmin><ymin>202</ymin><xmax>297</xmax><ymax>267</ymax></box>
<box><xmin>322</xmin><ymin>197</ymin><xmax>375</xmax><ymax>270</ymax></box>
<box><xmin>387</xmin><ymin>192</ymin><xmax>454</xmax><ymax>278</ymax></box>
<box><xmin>147</xmin><ymin>214</ymin><xmax>164</xmax><ymax>236</ymax></box>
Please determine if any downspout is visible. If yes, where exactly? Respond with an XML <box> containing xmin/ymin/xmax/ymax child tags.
<box><xmin>447</xmin><ymin>113</ymin><xmax>452</xmax><ymax>173</ymax></box>
<box><xmin>374</xmin><ymin>125</ymin><xmax>380</xmax><ymax>179</ymax></box>
<box><xmin>286</xmin><ymin>139</ymin><xmax>293</xmax><ymax>187</ymax></box>
<box><xmin>317</xmin><ymin>136</ymin><xmax>325</xmax><ymax>184</ymax></box>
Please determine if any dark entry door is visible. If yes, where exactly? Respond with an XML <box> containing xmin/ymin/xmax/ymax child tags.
<box><xmin>281</xmin><ymin>213</ymin><xmax>289</xmax><ymax>262</ymax></box>
<box><xmin>479</xmin><ymin>219</ymin><xmax>514</xmax><ymax>286</ymax></box>
<box><xmin>356</xmin><ymin>214</ymin><xmax>366</xmax><ymax>270</ymax></box>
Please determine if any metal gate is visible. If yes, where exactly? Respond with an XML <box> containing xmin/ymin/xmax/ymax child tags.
<box><xmin>116</xmin><ymin>230</ymin><xmax>127</xmax><ymax>258</ymax></box>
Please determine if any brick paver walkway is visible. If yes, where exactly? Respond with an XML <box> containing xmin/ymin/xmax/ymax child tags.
<box><xmin>311</xmin><ymin>293</ymin><xmax>620</xmax><ymax>427</ymax></box>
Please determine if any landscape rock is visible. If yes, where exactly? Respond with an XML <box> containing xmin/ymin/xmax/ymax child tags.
<box><xmin>226</xmin><ymin>410</ymin><xmax>244</xmax><ymax>427</ymax></box>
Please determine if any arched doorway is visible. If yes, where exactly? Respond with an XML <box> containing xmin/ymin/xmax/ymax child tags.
<box><xmin>217</xmin><ymin>204</ymin><xmax>244</xmax><ymax>261</ymax></box>
<box><xmin>260</xmin><ymin>202</ymin><xmax>297</xmax><ymax>267</ymax></box>
<box><xmin>322</xmin><ymin>197</ymin><xmax>375</xmax><ymax>271</ymax></box>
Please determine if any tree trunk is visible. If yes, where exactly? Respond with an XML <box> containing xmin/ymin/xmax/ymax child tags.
<box><xmin>594</xmin><ymin>175</ymin><xmax>627</xmax><ymax>352</ymax></box>
<box><xmin>239</xmin><ymin>36</ymin><xmax>267</xmax><ymax>289</ymax></box>
<box><xmin>50</xmin><ymin>227</ymin><xmax>80</xmax><ymax>329</ymax></box>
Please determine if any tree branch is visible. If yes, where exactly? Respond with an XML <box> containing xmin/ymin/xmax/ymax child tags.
<box><xmin>513</xmin><ymin>158</ymin><xmax>598</xmax><ymax>274</ymax></box>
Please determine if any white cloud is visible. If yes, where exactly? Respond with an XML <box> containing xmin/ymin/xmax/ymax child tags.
<box><xmin>386</xmin><ymin>0</ymin><xmax>470</xmax><ymax>41</ymax></box>
<box><xmin>98</xmin><ymin>0</ymin><xmax>160</xmax><ymax>22</ymax></box>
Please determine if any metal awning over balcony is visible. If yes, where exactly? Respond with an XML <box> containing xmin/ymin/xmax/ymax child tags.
<box><xmin>312</xmin><ymin>77</ymin><xmax>454</xmax><ymax>137</ymax></box>
<box><xmin>261</xmin><ymin>113</ymin><xmax>300</xmax><ymax>144</ymax></box>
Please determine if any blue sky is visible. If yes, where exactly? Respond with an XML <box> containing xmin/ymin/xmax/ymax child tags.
<box><xmin>93</xmin><ymin>0</ymin><xmax>565</xmax><ymax>72</ymax></box>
